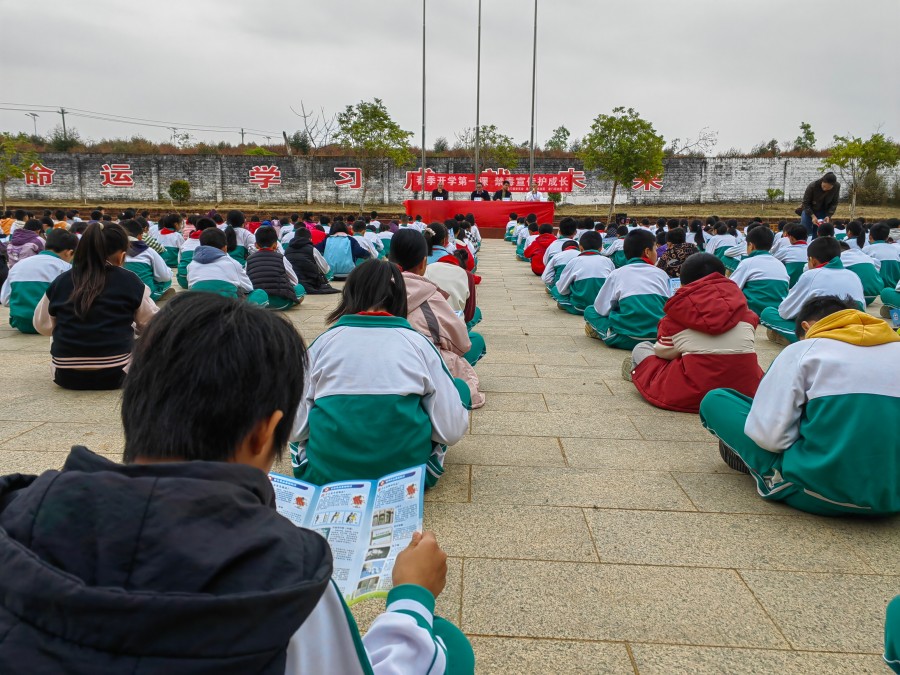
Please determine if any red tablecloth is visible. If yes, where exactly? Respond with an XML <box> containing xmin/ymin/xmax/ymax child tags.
<box><xmin>403</xmin><ymin>199</ymin><xmax>554</xmax><ymax>229</ymax></box>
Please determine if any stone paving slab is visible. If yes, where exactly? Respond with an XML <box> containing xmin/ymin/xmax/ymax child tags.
<box><xmin>0</xmin><ymin>239</ymin><xmax>896</xmax><ymax>673</ymax></box>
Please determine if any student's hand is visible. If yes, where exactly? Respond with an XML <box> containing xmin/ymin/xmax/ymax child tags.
<box><xmin>392</xmin><ymin>531</ymin><xmax>447</xmax><ymax>599</ymax></box>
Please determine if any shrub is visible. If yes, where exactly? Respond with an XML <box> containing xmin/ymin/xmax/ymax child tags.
<box><xmin>245</xmin><ymin>146</ymin><xmax>277</xmax><ymax>156</ymax></box>
<box><xmin>857</xmin><ymin>170</ymin><xmax>889</xmax><ymax>206</ymax></box>
<box><xmin>547</xmin><ymin>192</ymin><xmax>562</xmax><ymax>204</ymax></box>
<box><xmin>168</xmin><ymin>179</ymin><xmax>191</xmax><ymax>203</ymax></box>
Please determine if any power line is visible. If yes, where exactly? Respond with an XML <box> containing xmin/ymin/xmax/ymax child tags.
<box><xmin>0</xmin><ymin>102</ymin><xmax>279</xmax><ymax>138</ymax></box>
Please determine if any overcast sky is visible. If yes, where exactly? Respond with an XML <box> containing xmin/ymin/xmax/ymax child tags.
<box><xmin>1</xmin><ymin>0</ymin><xmax>897</xmax><ymax>154</ymax></box>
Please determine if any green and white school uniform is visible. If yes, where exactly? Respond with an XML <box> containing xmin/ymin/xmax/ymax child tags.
<box><xmin>773</xmin><ymin>241</ymin><xmax>809</xmax><ymax>287</ymax></box>
<box><xmin>124</xmin><ymin>244</ymin><xmax>173</xmax><ymax>301</ymax></box>
<box><xmin>841</xmin><ymin>248</ymin><xmax>886</xmax><ymax>305</ymax></box>
<box><xmin>155</xmin><ymin>229</ymin><xmax>183</xmax><ymax>268</ymax></box>
<box><xmin>701</xmin><ymin>309</ymin><xmax>900</xmax><ymax>516</ymax></box>
<box><xmin>378</xmin><ymin>231</ymin><xmax>393</xmax><ymax>258</ymax></box>
<box><xmin>881</xmin><ymin>279</ymin><xmax>900</xmax><ymax>311</ymax></box>
<box><xmin>542</xmin><ymin>237</ymin><xmax>577</xmax><ymax>269</ymax></box>
<box><xmin>186</xmin><ymin>246</ymin><xmax>268</xmax><ymax>305</ymax></box>
<box><xmin>228</xmin><ymin>227</ymin><xmax>256</xmax><ymax>267</ymax></box>
<box><xmin>177</xmin><ymin>235</ymin><xmax>202</xmax><ymax>289</ymax></box>
<box><xmin>516</xmin><ymin>233</ymin><xmax>536</xmax><ymax>261</ymax></box>
<box><xmin>554</xmin><ymin>250</ymin><xmax>615</xmax><ymax>315</ymax></box>
<box><xmin>728</xmin><ymin>250</ymin><xmax>789</xmax><ymax>317</ymax></box>
<box><xmin>759</xmin><ymin>258</ymin><xmax>865</xmax><ymax>343</ymax></box>
<box><xmin>0</xmin><ymin>250</ymin><xmax>70</xmax><ymax>333</ymax></box>
<box><xmin>584</xmin><ymin>258</ymin><xmax>670</xmax><ymax>350</ymax></box>
<box><xmin>290</xmin><ymin>314</ymin><xmax>471</xmax><ymax>488</ymax></box>
<box><xmin>505</xmin><ymin>220</ymin><xmax>517</xmax><ymax>242</ymax></box>
<box><xmin>864</xmin><ymin>241</ymin><xmax>900</xmax><ymax>289</ymax></box>
<box><xmin>601</xmin><ymin>238</ymin><xmax>627</xmax><ymax>268</ymax></box>
<box><xmin>542</xmin><ymin>247</ymin><xmax>579</xmax><ymax>292</ymax></box>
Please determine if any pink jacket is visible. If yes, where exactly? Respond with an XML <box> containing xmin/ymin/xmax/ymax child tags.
<box><xmin>402</xmin><ymin>272</ymin><xmax>485</xmax><ymax>409</ymax></box>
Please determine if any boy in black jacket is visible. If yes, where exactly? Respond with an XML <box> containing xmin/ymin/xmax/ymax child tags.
<box><xmin>285</xmin><ymin>228</ymin><xmax>339</xmax><ymax>294</ymax></box>
<box><xmin>247</xmin><ymin>225</ymin><xmax>306</xmax><ymax>310</ymax></box>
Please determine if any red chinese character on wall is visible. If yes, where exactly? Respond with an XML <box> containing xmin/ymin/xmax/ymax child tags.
<box><xmin>249</xmin><ymin>165</ymin><xmax>282</xmax><ymax>189</ymax></box>
<box><xmin>632</xmin><ymin>176</ymin><xmax>663</xmax><ymax>191</ymax></box>
<box><xmin>25</xmin><ymin>162</ymin><xmax>55</xmax><ymax>187</ymax></box>
<box><xmin>559</xmin><ymin>168</ymin><xmax>586</xmax><ymax>189</ymax></box>
<box><xmin>100</xmin><ymin>163</ymin><xmax>134</xmax><ymax>188</ymax></box>
<box><xmin>404</xmin><ymin>168</ymin><xmax>435</xmax><ymax>191</ymax></box>
<box><xmin>333</xmin><ymin>167</ymin><xmax>362</xmax><ymax>189</ymax></box>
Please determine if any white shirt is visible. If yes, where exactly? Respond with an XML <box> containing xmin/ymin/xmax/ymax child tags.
<box><xmin>524</xmin><ymin>191</ymin><xmax>547</xmax><ymax>202</ymax></box>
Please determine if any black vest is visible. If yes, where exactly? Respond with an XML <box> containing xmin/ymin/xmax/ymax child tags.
<box><xmin>286</xmin><ymin>240</ymin><xmax>330</xmax><ymax>292</ymax></box>
<box><xmin>246</xmin><ymin>249</ymin><xmax>296</xmax><ymax>301</ymax></box>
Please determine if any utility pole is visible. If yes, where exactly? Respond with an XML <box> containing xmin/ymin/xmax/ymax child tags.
<box><xmin>265</xmin><ymin>135</ymin><xmax>272</xmax><ymax>145</ymax></box>
<box><xmin>420</xmin><ymin>0</ymin><xmax>426</xmax><ymax>199</ymax></box>
<box><xmin>25</xmin><ymin>113</ymin><xmax>39</xmax><ymax>136</ymax></box>
<box><xmin>528</xmin><ymin>0</ymin><xmax>538</xmax><ymax>181</ymax></box>
<box><xmin>474</xmin><ymin>0</ymin><xmax>482</xmax><ymax>181</ymax></box>
<box><xmin>240</xmin><ymin>128</ymin><xmax>245</xmax><ymax>145</ymax></box>
<box><xmin>170</xmin><ymin>127</ymin><xmax>178</xmax><ymax>145</ymax></box>
<box><xmin>58</xmin><ymin>108</ymin><xmax>68</xmax><ymax>140</ymax></box>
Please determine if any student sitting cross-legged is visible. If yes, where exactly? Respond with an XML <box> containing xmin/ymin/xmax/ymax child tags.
<box><xmin>523</xmin><ymin>224</ymin><xmax>557</xmax><ymax>276</ymax></box>
<box><xmin>284</xmin><ymin>227</ymin><xmax>339</xmax><ymax>295</ymax></box>
<box><xmin>246</xmin><ymin>226</ymin><xmax>306</xmax><ymax>311</ymax></box>
<box><xmin>1</xmin><ymin>229</ymin><xmax>76</xmax><ymax>334</ymax></box>
<box><xmin>424</xmin><ymin>227</ymin><xmax>483</xmax><ymax>329</ymax></box>
<box><xmin>541</xmin><ymin>217</ymin><xmax>579</xmax><ymax>271</ymax></box>
<box><xmin>122</xmin><ymin>219</ymin><xmax>174</xmax><ymax>302</ymax></box>
<box><xmin>0</xmin><ymin>292</ymin><xmax>474</xmax><ymax>673</ymax></box>
<box><xmin>33</xmin><ymin>222</ymin><xmax>158</xmax><ymax>390</ymax></box>
<box><xmin>863</xmin><ymin>222</ymin><xmax>900</xmax><ymax>289</ymax></box>
<box><xmin>627</xmin><ymin>253</ymin><xmax>763</xmax><ymax>413</ymax></box>
<box><xmin>700</xmin><ymin>295</ymin><xmax>900</xmax><ymax>516</ymax></box>
<box><xmin>316</xmin><ymin>220</ymin><xmax>371</xmax><ymax>280</ymax></box>
<box><xmin>224</xmin><ymin>210</ymin><xmax>257</xmax><ymax>267</ymax></box>
<box><xmin>728</xmin><ymin>224</ymin><xmax>790</xmax><ymax>317</ymax></box>
<box><xmin>840</xmin><ymin>241</ymin><xmax>886</xmax><ymax>306</ymax></box>
<box><xmin>553</xmin><ymin>231</ymin><xmax>615</xmax><ymax>315</ymax></box>
<box><xmin>187</xmin><ymin>228</ymin><xmax>268</xmax><ymax>305</ymax></box>
<box><xmin>772</xmin><ymin>224</ymin><xmax>810</xmax><ymax>287</ymax></box>
<box><xmin>543</xmin><ymin>240</ymin><xmax>580</xmax><ymax>296</ymax></box>
<box><xmin>154</xmin><ymin>213</ymin><xmax>184</xmax><ymax>268</ymax></box>
<box><xmin>584</xmin><ymin>229</ymin><xmax>671</xmax><ymax>350</ymax></box>
<box><xmin>176</xmin><ymin>216</ymin><xmax>217</xmax><ymax>289</ymax></box>
<box><xmin>654</xmin><ymin>227</ymin><xmax>699</xmax><ymax>279</ymax></box>
<box><xmin>395</xmin><ymin>229</ymin><xmax>486</xmax><ymax>409</ymax></box>
<box><xmin>760</xmin><ymin>236</ymin><xmax>865</xmax><ymax>346</ymax></box>
<box><xmin>290</xmin><ymin>258</ymin><xmax>471</xmax><ymax>487</ymax></box>
<box><xmin>516</xmin><ymin>221</ymin><xmax>539</xmax><ymax>261</ymax></box>
<box><xmin>601</xmin><ymin>225</ymin><xmax>630</xmax><ymax>268</ymax></box>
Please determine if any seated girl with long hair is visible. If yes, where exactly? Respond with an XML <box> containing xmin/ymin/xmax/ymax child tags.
<box><xmin>290</xmin><ymin>259</ymin><xmax>470</xmax><ymax>487</ymax></box>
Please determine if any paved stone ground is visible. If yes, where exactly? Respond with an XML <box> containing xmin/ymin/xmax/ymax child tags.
<box><xmin>0</xmin><ymin>239</ymin><xmax>896</xmax><ymax>673</ymax></box>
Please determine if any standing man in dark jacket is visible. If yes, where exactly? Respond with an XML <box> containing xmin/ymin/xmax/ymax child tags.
<box><xmin>800</xmin><ymin>172</ymin><xmax>840</xmax><ymax>239</ymax></box>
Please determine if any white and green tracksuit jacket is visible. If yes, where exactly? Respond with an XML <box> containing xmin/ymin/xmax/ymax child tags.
<box><xmin>0</xmin><ymin>251</ymin><xmax>70</xmax><ymax>333</ymax></box>
<box><xmin>290</xmin><ymin>314</ymin><xmax>470</xmax><ymax>487</ymax></box>
<box><xmin>541</xmin><ymin>248</ymin><xmax>579</xmax><ymax>288</ymax></box>
<box><xmin>585</xmin><ymin>258</ymin><xmax>671</xmax><ymax>344</ymax></box>
<box><xmin>863</xmin><ymin>241</ymin><xmax>900</xmax><ymax>288</ymax></box>
<box><xmin>555</xmin><ymin>250</ymin><xmax>615</xmax><ymax>312</ymax></box>
<box><xmin>728</xmin><ymin>251</ymin><xmax>789</xmax><ymax>316</ymax></box>
<box><xmin>772</xmin><ymin>258</ymin><xmax>865</xmax><ymax>321</ymax></box>
<box><xmin>841</xmin><ymin>248</ymin><xmax>886</xmax><ymax>304</ymax></box>
<box><xmin>772</xmin><ymin>241</ymin><xmax>809</xmax><ymax>286</ymax></box>
<box><xmin>156</xmin><ymin>230</ymin><xmax>184</xmax><ymax>268</ymax></box>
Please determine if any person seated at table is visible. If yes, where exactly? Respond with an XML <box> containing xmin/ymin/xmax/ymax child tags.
<box><xmin>772</xmin><ymin>224</ymin><xmax>810</xmax><ymax>287</ymax></box>
<box><xmin>584</xmin><ymin>229</ymin><xmax>671</xmax><ymax>350</ymax></box>
<box><xmin>760</xmin><ymin>236</ymin><xmax>865</xmax><ymax>345</ymax></box>
<box><xmin>431</xmin><ymin>181</ymin><xmax>450</xmax><ymax>201</ymax></box>
<box><xmin>524</xmin><ymin>182</ymin><xmax>547</xmax><ymax>202</ymax></box>
<box><xmin>628</xmin><ymin>253</ymin><xmax>762</xmax><ymax>413</ymax></box>
<box><xmin>470</xmin><ymin>181</ymin><xmax>491</xmax><ymax>201</ymax></box>
<box><xmin>494</xmin><ymin>180</ymin><xmax>513</xmax><ymax>202</ymax></box>
<box><xmin>728</xmin><ymin>224</ymin><xmax>790</xmax><ymax>316</ymax></box>
<box><xmin>700</xmin><ymin>295</ymin><xmax>900</xmax><ymax>516</ymax></box>
<box><xmin>553</xmin><ymin>231</ymin><xmax>614</xmax><ymax>315</ymax></box>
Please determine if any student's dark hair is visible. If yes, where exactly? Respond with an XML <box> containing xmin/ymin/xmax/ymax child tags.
<box><xmin>122</xmin><ymin>293</ymin><xmax>305</xmax><ymax>462</ymax></box>
<box><xmin>71</xmin><ymin>221</ymin><xmax>88</xmax><ymax>235</ymax></box>
<box><xmin>24</xmin><ymin>219</ymin><xmax>42</xmax><ymax>232</ymax></box>
<box><xmin>326</xmin><ymin>259</ymin><xmax>407</xmax><ymax>323</ymax></box>
<box><xmin>666</xmin><ymin>227</ymin><xmax>686</xmax><ymax>245</ymax></box>
<box><xmin>558</xmin><ymin>217</ymin><xmax>577</xmax><ymax>237</ymax></box>
<box><xmin>40</xmin><ymin>216</ymin><xmax>54</xmax><ymax>228</ymax></box>
<box><xmin>616</xmin><ymin>225</ymin><xmax>629</xmax><ymax>237</ymax></box>
<box><xmin>508</xmin><ymin>212</ymin><xmax>518</xmax><ymax>220</ymax></box>
<box><xmin>212</xmin><ymin>213</ymin><xmax>224</xmax><ymax>225</ymax></box>
<box><xmin>453</xmin><ymin>248</ymin><xmax>470</xmax><ymax>268</ymax></box>
<box><xmin>90</xmin><ymin>210</ymin><xmax>102</xmax><ymax>221</ymax></box>
<box><xmin>254</xmin><ymin>225</ymin><xmax>278</xmax><ymax>249</ymax></box>
<box><xmin>788</xmin><ymin>224</ymin><xmax>808</xmax><ymax>241</ymax></box>
<box><xmin>714</xmin><ymin>223</ymin><xmax>727</xmax><ymax>235</ymax></box>
<box><xmin>69</xmin><ymin>222</ymin><xmax>130</xmax><ymax>319</ymax></box>
<box><xmin>423</xmin><ymin>222</ymin><xmax>448</xmax><ymax>254</ymax></box>
<box><xmin>226</xmin><ymin>210</ymin><xmax>245</xmax><ymax>228</ymax></box>
<box><xmin>689</xmin><ymin>219</ymin><xmax>705</xmax><ymax>247</ymax></box>
<box><xmin>352</xmin><ymin>219</ymin><xmax>367</xmax><ymax>233</ymax></box>
<box><xmin>822</xmin><ymin>172</ymin><xmax>837</xmax><ymax>185</ymax></box>
<box><xmin>816</xmin><ymin>222</ymin><xmax>835</xmax><ymax>238</ymax></box>
<box><xmin>667</xmin><ymin>218</ymin><xmax>679</xmax><ymax>230</ymax></box>
<box><xmin>44</xmin><ymin>229</ymin><xmax>77</xmax><ymax>253</ymax></box>
<box><xmin>807</xmin><ymin>236</ymin><xmax>841</xmax><ymax>263</ymax></box>
<box><xmin>121</xmin><ymin>218</ymin><xmax>144</xmax><ymax>241</ymax></box>
<box><xmin>389</xmin><ymin>229</ymin><xmax>428</xmax><ymax>271</ymax></box>
<box><xmin>680</xmin><ymin>252</ymin><xmax>725</xmax><ymax>284</ymax></box>
<box><xmin>330</xmin><ymin>221</ymin><xmax>349</xmax><ymax>236</ymax></box>
<box><xmin>579</xmin><ymin>231</ymin><xmax>603</xmax><ymax>251</ymax></box>
<box><xmin>199</xmin><ymin>227</ymin><xmax>227</xmax><ymax>249</ymax></box>
<box><xmin>623</xmin><ymin>229</ymin><xmax>656</xmax><ymax>259</ymax></box>
<box><xmin>527</xmin><ymin>222</ymin><xmax>539</xmax><ymax>233</ymax></box>
<box><xmin>526</xmin><ymin>213</ymin><xmax>537</xmax><ymax>224</ymax></box>
<box><xmin>562</xmin><ymin>239</ymin><xmax>581</xmax><ymax>251</ymax></box>
<box><xmin>54</xmin><ymin>209</ymin><xmax>65</xmax><ymax>220</ymax></box>
<box><xmin>319</xmin><ymin>215</ymin><xmax>331</xmax><ymax>226</ymax></box>
<box><xmin>293</xmin><ymin>227</ymin><xmax>312</xmax><ymax>242</ymax></box>
<box><xmin>14</xmin><ymin>209</ymin><xmax>26</xmax><ymax>220</ymax></box>
<box><xmin>794</xmin><ymin>295</ymin><xmax>857</xmax><ymax>338</ymax></box>
<box><xmin>870</xmin><ymin>223</ymin><xmax>890</xmax><ymax>241</ymax></box>
<box><xmin>539</xmin><ymin>223</ymin><xmax>553</xmax><ymax>234</ymax></box>
<box><xmin>746</xmin><ymin>225</ymin><xmax>774</xmax><ymax>251</ymax></box>
<box><xmin>846</xmin><ymin>221</ymin><xmax>866</xmax><ymax>248</ymax></box>
<box><xmin>195</xmin><ymin>216</ymin><xmax>216</xmax><ymax>232</ymax></box>
<box><xmin>655</xmin><ymin>230</ymin><xmax>667</xmax><ymax>246</ymax></box>
<box><xmin>777</xmin><ymin>220</ymin><xmax>786</xmax><ymax>231</ymax></box>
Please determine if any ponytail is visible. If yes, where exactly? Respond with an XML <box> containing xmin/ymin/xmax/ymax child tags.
<box><xmin>70</xmin><ymin>222</ymin><xmax>129</xmax><ymax>318</ymax></box>
<box><xmin>422</xmin><ymin>222</ymin><xmax>448</xmax><ymax>255</ymax></box>
<box><xmin>224</xmin><ymin>225</ymin><xmax>237</xmax><ymax>252</ymax></box>
<box><xmin>847</xmin><ymin>221</ymin><xmax>866</xmax><ymax>249</ymax></box>
<box><xmin>225</xmin><ymin>209</ymin><xmax>244</xmax><ymax>253</ymax></box>
<box><xmin>689</xmin><ymin>220</ymin><xmax>705</xmax><ymax>249</ymax></box>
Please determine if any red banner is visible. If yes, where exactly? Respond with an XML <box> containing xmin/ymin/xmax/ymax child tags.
<box><xmin>403</xmin><ymin>199</ymin><xmax>554</xmax><ymax>229</ymax></box>
<box><xmin>403</xmin><ymin>168</ymin><xmax>586</xmax><ymax>193</ymax></box>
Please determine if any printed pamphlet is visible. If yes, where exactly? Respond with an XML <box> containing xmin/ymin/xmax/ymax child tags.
<box><xmin>269</xmin><ymin>466</ymin><xmax>425</xmax><ymax>602</ymax></box>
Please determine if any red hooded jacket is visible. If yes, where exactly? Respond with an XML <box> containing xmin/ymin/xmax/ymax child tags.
<box><xmin>523</xmin><ymin>233</ymin><xmax>557</xmax><ymax>276</ymax></box>
<box><xmin>631</xmin><ymin>273</ymin><xmax>763</xmax><ymax>413</ymax></box>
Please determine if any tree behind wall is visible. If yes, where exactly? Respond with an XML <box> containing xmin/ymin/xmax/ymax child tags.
<box><xmin>577</xmin><ymin>107</ymin><xmax>665</xmax><ymax>221</ymax></box>
<box><xmin>0</xmin><ymin>133</ymin><xmax>39</xmax><ymax>211</ymax></box>
<box><xmin>824</xmin><ymin>133</ymin><xmax>900</xmax><ymax>219</ymax></box>
<box><xmin>336</xmin><ymin>98</ymin><xmax>413</xmax><ymax>207</ymax></box>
